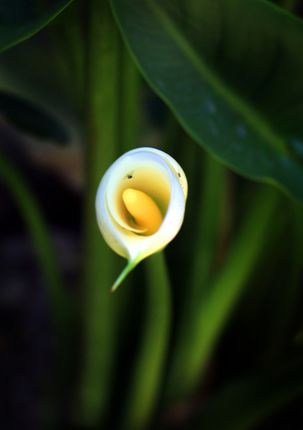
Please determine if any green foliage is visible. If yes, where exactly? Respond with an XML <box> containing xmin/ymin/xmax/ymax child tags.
<box><xmin>111</xmin><ymin>0</ymin><xmax>303</xmax><ymax>202</ymax></box>
<box><xmin>120</xmin><ymin>253</ymin><xmax>171</xmax><ymax>430</ymax></box>
<box><xmin>166</xmin><ymin>185</ymin><xmax>280</xmax><ymax>401</ymax></box>
<box><xmin>0</xmin><ymin>0</ymin><xmax>74</xmax><ymax>53</ymax></box>
<box><xmin>0</xmin><ymin>91</ymin><xmax>69</xmax><ymax>142</ymax></box>
<box><xmin>0</xmin><ymin>150</ymin><xmax>66</xmax><ymax>327</ymax></box>
<box><xmin>197</xmin><ymin>355</ymin><xmax>303</xmax><ymax>430</ymax></box>
<box><xmin>0</xmin><ymin>1</ymin><xmax>303</xmax><ymax>430</ymax></box>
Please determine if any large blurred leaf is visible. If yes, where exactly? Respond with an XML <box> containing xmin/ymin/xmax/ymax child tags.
<box><xmin>111</xmin><ymin>0</ymin><xmax>303</xmax><ymax>202</ymax></box>
<box><xmin>0</xmin><ymin>0</ymin><xmax>74</xmax><ymax>53</ymax></box>
<box><xmin>0</xmin><ymin>1</ymin><xmax>84</xmax><ymax>127</ymax></box>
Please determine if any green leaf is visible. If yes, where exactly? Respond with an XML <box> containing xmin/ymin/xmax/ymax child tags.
<box><xmin>111</xmin><ymin>0</ymin><xmax>303</xmax><ymax>202</ymax></box>
<box><xmin>0</xmin><ymin>0</ymin><xmax>74</xmax><ymax>53</ymax></box>
<box><xmin>197</xmin><ymin>355</ymin><xmax>303</xmax><ymax>430</ymax></box>
<box><xmin>0</xmin><ymin>2</ymin><xmax>85</xmax><ymax>134</ymax></box>
<box><xmin>0</xmin><ymin>91</ymin><xmax>69</xmax><ymax>143</ymax></box>
<box><xmin>0</xmin><ymin>146</ymin><xmax>76</xmax><ymax>429</ymax></box>
<box><xmin>165</xmin><ymin>186</ymin><xmax>279</xmax><ymax>402</ymax></box>
<box><xmin>0</xmin><ymin>149</ymin><xmax>67</xmax><ymax>328</ymax></box>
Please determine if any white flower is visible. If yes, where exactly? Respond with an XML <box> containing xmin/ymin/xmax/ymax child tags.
<box><xmin>96</xmin><ymin>147</ymin><xmax>187</xmax><ymax>291</ymax></box>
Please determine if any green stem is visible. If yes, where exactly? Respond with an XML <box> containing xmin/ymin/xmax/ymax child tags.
<box><xmin>191</xmin><ymin>155</ymin><xmax>226</xmax><ymax>294</ymax></box>
<box><xmin>120</xmin><ymin>252</ymin><xmax>171</xmax><ymax>430</ymax></box>
<box><xmin>198</xmin><ymin>354</ymin><xmax>303</xmax><ymax>430</ymax></box>
<box><xmin>50</xmin><ymin>0</ymin><xmax>85</xmax><ymax>111</ymax></box>
<box><xmin>0</xmin><ymin>150</ymin><xmax>67</xmax><ymax>326</ymax></box>
<box><xmin>165</xmin><ymin>154</ymin><xmax>226</xmax><ymax>401</ymax></box>
<box><xmin>79</xmin><ymin>0</ymin><xmax>122</xmax><ymax>425</ymax></box>
<box><xmin>119</xmin><ymin>43</ymin><xmax>140</xmax><ymax>152</ymax></box>
<box><xmin>111</xmin><ymin>258</ymin><xmax>140</xmax><ymax>292</ymax></box>
<box><xmin>167</xmin><ymin>186</ymin><xmax>279</xmax><ymax>402</ymax></box>
<box><xmin>263</xmin><ymin>200</ymin><xmax>303</xmax><ymax>361</ymax></box>
<box><xmin>0</xmin><ymin>143</ymin><xmax>73</xmax><ymax>430</ymax></box>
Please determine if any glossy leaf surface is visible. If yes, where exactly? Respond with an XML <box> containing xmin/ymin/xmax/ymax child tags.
<box><xmin>111</xmin><ymin>0</ymin><xmax>303</xmax><ymax>202</ymax></box>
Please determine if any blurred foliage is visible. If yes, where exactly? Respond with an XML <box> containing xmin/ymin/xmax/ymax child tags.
<box><xmin>0</xmin><ymin>1</ymin><xmax>303</xmax><ymax>430</ymax></box>
<box><xmin>0</xmin><ymin>0</ymin><xmax>74</xmax><ymax>52</ymax></box>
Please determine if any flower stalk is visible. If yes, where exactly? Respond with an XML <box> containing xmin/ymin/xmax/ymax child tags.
<box><xmin>79</xmin><ymin>0</ymin><xmax>124</xmax><ymax>425</ymax></box>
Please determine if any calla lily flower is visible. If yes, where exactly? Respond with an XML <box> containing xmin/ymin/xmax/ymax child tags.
<box><xmin>96</xmin><ymin>147</ymin><xmax>187</xmax><ymax>291</ymax></box>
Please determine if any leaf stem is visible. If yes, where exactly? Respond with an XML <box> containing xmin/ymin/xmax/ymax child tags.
<box><xmin>263</xmin><ymin>200</ymin><xmax>303</xmax><ymax>360</ymax></box>
<box><xmin>120</xmin><ymin>252</ymin><xmax>171</xmax><ymax>430</ymax></box>
<box><xmin>167</xmin><ymin>186</ymin><xmax>279</xmax><ymax>402</ymax></box>
<box><xmin>165</xmin><ymin>154</ymin><xmax>226</xmax><ymax>402</ymax></box>
<box><xmin>79</xmin><ymin>0</ymin><xmax>122</xmax><ymax>425</ymax></box>
<box><xmin>0</xmin><ymin>139</ymin><xmax>73</xmax><ymax>430</ymax></box>
<box><xmin>0</xmin><ymin>149</ymin><xmax>67</xmax><ymax>325</ymax></box>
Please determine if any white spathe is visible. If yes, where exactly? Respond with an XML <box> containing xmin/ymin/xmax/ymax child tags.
<box><xmin>96</xmin><ymin>147</ymin><xmax>187</xmax><ymax>290</ymax></box>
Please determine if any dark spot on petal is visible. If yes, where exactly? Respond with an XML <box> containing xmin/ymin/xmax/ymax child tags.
<box><xmin>125</xmin><ymin>171</ymin><xmax>134</xmax><ymax>179</ymax></box>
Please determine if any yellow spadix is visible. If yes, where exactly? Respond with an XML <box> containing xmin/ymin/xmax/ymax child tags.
<box><xmin>96</xmin><ymin>147</ymin><xmax>187</xmax><ymax>291</ymax></box>
<box><xmin>122</xmin><ymin>188</ymin><xmax>163</xmax><ymax>235</ymax></box>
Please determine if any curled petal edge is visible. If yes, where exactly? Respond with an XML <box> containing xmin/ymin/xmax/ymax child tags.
<box><xmin>95</xmin><ymin>147</ymin><xmax>187</xmax><ymax>291</ymax></box>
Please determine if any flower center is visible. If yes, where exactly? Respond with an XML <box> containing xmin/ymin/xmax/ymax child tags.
<box><xmin>122</xmin><ymin>188</ymin><xmax>163</xmax><ymax>235</ymax></box>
